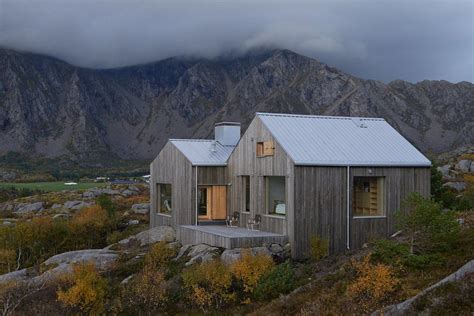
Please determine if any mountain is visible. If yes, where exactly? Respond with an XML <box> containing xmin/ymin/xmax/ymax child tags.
<box><xmin>0</xmin><ymin>48</ymin><xmax>472</xmax><ymax>161</ymax></box>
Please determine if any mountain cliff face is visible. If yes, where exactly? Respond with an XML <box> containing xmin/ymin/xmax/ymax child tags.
<box><xmin>0</xmin><ymin>48</ymin><xmax>472</xmax><ymax>161</ymax></box>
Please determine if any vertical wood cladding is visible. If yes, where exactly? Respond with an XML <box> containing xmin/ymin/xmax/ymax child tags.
<box><xmin>293</xmin><ymin>166</ymin><xmax>431</xmax><ymax>259</ymax></box>
<box><xmin>227</xmin><ymin>117</ymin><xmax>294</xmax><ymax>248</ymax></box>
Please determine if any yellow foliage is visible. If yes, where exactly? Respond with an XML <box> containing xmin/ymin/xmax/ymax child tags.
<box><xmin>346</xmin><ymin>255</ymin><xmax>400</xmax><ymax>312</ymax></box>
<box><xmin>57</xmin><ymin>262</ymin><xmax>108</xmax><ymax>315</ymax></box>
<box><xmin>123</xmin><ymin>267</ymin><xmax>168</xmax><ymax>312</ymax></box>
<box><xmin>182</xmin><ymin>260</ymin><xmax>235</xmax><ymax>311</ymax></box>
<box><xmin>144</xmin><ymin>241</ymin><xmax>177</xmax><ymax>270</ymax></box>
<box><xmin>463</xmin><ymin>174</ymin><xmax>474</xmax><ymax>184</ymax></box>
<box><xmin>231</xmin><ymin>250</ymin><xmax>275</xmax><ymax>294</ymax></box>
<box><xmin>71</xmin><ymin>205</ymin><xmax>109</xmax><ymax>227</ymax></box>
<box><xmin>0</xmin><ymin>249</ymin><xmax>16</xmax><ymax>273</ymax></box>
<box><xmin>309</xmin><ymin>235</ymin><xmax>329</xmax><ymax>261</ymax></box>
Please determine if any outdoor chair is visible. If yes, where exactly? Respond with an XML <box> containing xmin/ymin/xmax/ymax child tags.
<box><xmin>226</xmin><ymin>212</ymin><xmax>240</xmax><ymax>227</ymax></box>
<box><xmin>247</xmin><ymin>214</ymin><xmax>261</xmax><ymax>231</ymax></box>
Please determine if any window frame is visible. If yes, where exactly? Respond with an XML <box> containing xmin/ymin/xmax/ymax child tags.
<box><xmin>352</xmin><ymin>176</ymin><xmax>386</xmax><ymax>218</ymax></box>
<box><xmin>264</xmin><ymin>176</ymin><xmax>286</xmax><ymax>216</ymax></box>
<box><xmin>256</xmin><ymin>141</ymin><xmax>274</xmax><ymax>157</ymax></box>
<box><xmin>157</xmin><ymin>183</ymin><xmax>172</xmax><ymax>214</ymax></box>
<box><xmin>241</xmin><ymin>175</ymin><xmax>251</xmax><ymax>213</ymax></box>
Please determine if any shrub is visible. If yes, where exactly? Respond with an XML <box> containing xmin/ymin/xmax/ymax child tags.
<box><xmin>181</xmin><ymin>260</ymin><xmax>235</xmax><ymax>311</ymax></box>
<box><xmin>57</xmin><ymin>262</ymin><xmax>108</xmax><ymax>314</ymax></box>
<box><xmin>231</xmin><ymin>250</ymin><xmax>275</xmax><ymax>296</ymax></box>
<box><xmin>347</xmin><ymin>255</ymin><xmax>400</xmax><ymax>313</ymax></box>
<box><xmin>253</xmin><ymin>261</ymin><xmax>295</xmax><ymax>300</ymax></box>
<box><xmin>122</xmin><ymin>268</ymin><xmax>169</xmax><ymax>312</ymax></box>
<box><xmin>144</xmin><ymin>241</ymin><xmax>177</xmax><ymax>270</ymax></box>
<box><xmin>96</xmin><ymin>195</ymin><xmax>116</xmax><ymax>218</ymax></box>
<box><xmin>69</xmin><ymin>205</ymin><xmax>111</xmax><ymax>249</ymax></box>
<box><xmin>309</xmin><ymin>235</ymin><xmax>329</xmax><ymax>262</ymax></box>
<box><xmin>397</xmin><ymin>193</ymin><xmax>460</xmax><ymax>254</ymax></box>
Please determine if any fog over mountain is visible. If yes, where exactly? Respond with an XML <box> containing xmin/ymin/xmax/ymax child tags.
<box><xmin>0</xmin><ymin>0</ymin><xmax>472</xmax><ymax>83</ymax></box>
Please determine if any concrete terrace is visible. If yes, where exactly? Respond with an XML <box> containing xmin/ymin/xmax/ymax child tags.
<box><xmin>177</xmin><ymin>225</ymin><xmax>288</xmax><ymax>249</ymax></box>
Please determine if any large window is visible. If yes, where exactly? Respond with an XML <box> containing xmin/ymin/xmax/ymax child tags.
<box><xmin>353</xmin><ymin>177</ymin><xmax>385</xmax><ymax>217</ymax></box>
<box><xmin>242</xmin><ymin>176</ymin><xmax>250</xmax><ymax>213</ymax></box>
<box><xmin>158</xmin><ymin>183</ymin><xmax>172</xmax><ymax>214</ymax></box>
<box><xmin>265</xmin><ymin>176</ymin><xmax>286</xmax><ymax>216</ymax></box>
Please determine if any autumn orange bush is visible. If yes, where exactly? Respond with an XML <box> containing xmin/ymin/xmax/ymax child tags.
<box><xmin>182</xmin><ymin>260</ymin><xmax>235</xmax><ymax>311</ymax></box>
<box><xmin>144</xmin><ymin>241</ymin><xmax>177</xmax><ymax>270</ymax></box>
<box><xmin>346</xmin><ymin>255</ymin><xmax>400</xmax><ymax>312</ymax></box>
<box><xmin>122</xmin><ymin>267</ymin><xmax>169</xmax><ymax>312</ymax></box>
<box><xmin>309</xmin><ymin>235</ymin><xmax>329</xmax><ymax>262</ymax></box>
<box><xmin>57</xmin><ymin>262</ymin><xmax>108</xmax><ymax>315</ymax></box>
<box><xmin>231</xmin><ymin>250</ymin><xmax>275</xmax><ymax>296</ymax></box>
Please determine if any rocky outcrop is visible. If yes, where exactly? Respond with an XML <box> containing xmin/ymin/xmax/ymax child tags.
<box><xmin>118</xmin><ymin>226</ymin><xmax>176</xmax><ymax>246</ymax></box>
<box><xmin>0</xmin><ymin>48</ymin><xmax>472</xmax><ymax>162</ymax></box>
<box><xmin>375</xmin><ymin>260</ymin><xmax>474</xmax><ymax>316</ymax></box>
<box><xmin>63</xmin><ymin>200</ymin><xmax>93</xmax><ymax>210</ymax></box>
<box><xmin>13</xmin><ymin>202</ymin><xmax>44</xmax><ymax>214</ymax></box>
<box><xmin>130</xmin><ymin>203</ymin><xmax>149</xmax><ymax>214</ymax></box>
<box><xmin>0</xmin><ymin>249</ymin><xmax>119</xmax><ymax>285</ymax></box>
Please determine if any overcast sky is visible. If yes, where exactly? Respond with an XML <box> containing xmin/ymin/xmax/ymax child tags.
<box><xmin>0</xmin><ymin>0</ymin><xmax>472</xmax><ymax>83</ymax></box>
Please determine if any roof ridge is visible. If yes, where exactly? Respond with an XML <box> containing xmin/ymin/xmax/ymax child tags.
<box><xmin>256</xmin><ymin>112</ymin><xmax>385</xmax><ymax>121</ymax></box>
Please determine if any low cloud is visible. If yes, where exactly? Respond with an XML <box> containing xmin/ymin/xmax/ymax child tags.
<box><xmin>0</xmin><ymin>0</ymin><xmax>472</xmax><ymax>82</ymax></box>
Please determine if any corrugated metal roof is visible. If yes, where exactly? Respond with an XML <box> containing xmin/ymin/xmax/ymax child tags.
<box><xmin>257</xmin><ymin>113</ymin><xmax>431</xmax><ymax>166</ymax></box>
<box><xmin>170</xmin><ymin>139</ymin><xmax>234</xmax><ymax>166</ymax></box>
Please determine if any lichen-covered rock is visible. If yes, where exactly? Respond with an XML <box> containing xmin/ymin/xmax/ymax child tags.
<box><xmin>220</xmin><ymin>246</ymin><xmax>272</xmax><ymax>265</ymax></box>
<box><xmin>455</xmin><ymin>160</ymin><xmax>472</xmax><ymax>173</ymax></box>
<box><xmin>42</xmin><ymin>249</ymin><xmax>119</xmax><ymax>271</ymax></box>
<box><xmin>443</xmin><ymin>182</ymin><xmax>467</xmax><ymax>191</ymax></box>
<box><xmin>118</xmin><ymin>226</ymin><xmax>175</xmax><ymax>246</ymax></box>
<box><xmin>14</xmin><ymin>202</ymin><xmax>44</xmax><ymax>214</ymax></box>
<box><xmin>130</xmin><ymin>203</ymin><xmax>149</xmax><ymax>214</ymax></box>
<box><xmin>182</xmin><ymin>244</ymin><xmax>221</xmax><ymax>266</ymax></box>
<box><xmin>82</xmin><ymin>188</ymin><xmax>121</xmax><ymax>198</ymax></box>
<box><xmin>63</xmin><ymin>200</ymin><xmax>93</xmax><ymax>210</ymax></box>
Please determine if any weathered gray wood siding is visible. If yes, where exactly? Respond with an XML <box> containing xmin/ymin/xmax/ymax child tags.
<box><xmin>293</xmin><ymin>166</ymin><xmax>431</xmax><ymax>259</ymax></box>
<box><xmin>150</xmin><ymin>144</ymin><xmax>229</xmax><ymax>228</ymax></box>
<box><xmin>227</xmin><ymin>116</ymin><xmax>295</xmax><ymax>245</ymax></box>
<box><xmin>349</xmin><ymin>167</ymin><xmax>431</xmax><ymax>249</ymax></box>
<box><xmin>294</xmin><ymin>166</ymin><xmax>348</xmax><ymax>259</ymax></box>
<box><xmin>150</xmin><ymin>142</ymin><xmax>194</xmax><ymax>227</ymax></box>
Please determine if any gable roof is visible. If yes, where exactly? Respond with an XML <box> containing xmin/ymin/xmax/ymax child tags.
<box><xmin>257</xmin><ymin>113</ymin><xmax>431</xmax><ymax>167</ymax></box>
<box><xmin>169</xmin><ymin>139</ymin><xmax>234</xmax><ymax>166</ymax></box>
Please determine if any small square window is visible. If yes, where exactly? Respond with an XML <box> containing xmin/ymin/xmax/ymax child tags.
<box><xmin>256</xmin><ymin>141</ymin><xmax>274</xmax><ymax>157</ymax></box>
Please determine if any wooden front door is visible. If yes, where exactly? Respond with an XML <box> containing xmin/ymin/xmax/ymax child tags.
<box><xmin>198</xmin><ymin>185</ymin><xmax>227</xmax><ymax>220</ymax></box>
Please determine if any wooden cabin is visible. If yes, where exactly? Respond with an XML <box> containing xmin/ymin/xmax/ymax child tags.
<box><xmin>150</xmin><ymin>113</ymin><xmax>431</xmax><ymax>259</ymax></box>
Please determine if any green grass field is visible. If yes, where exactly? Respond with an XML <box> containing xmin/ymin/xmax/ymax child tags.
<box><xmin>0</xmin><ymin>181</ymin><xmax>107</xmax><ymax>192</ymax></box>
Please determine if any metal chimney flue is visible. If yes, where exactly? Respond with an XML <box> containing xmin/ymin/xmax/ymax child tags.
<box><xmin>214</xmin><ymin>122</ymin><xmax>241</xmax><ymax>146</ymax></box>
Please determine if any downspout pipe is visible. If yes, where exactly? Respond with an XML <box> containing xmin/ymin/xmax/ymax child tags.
<box><xmin>346</xmin><ymin>166</ymin><xmax>350</xmax><ymax>250</ymax></box>
<box><xmin>195</xmin><ymin>166</ymin><xmax>198</xmax><ymax>226</ymax></box>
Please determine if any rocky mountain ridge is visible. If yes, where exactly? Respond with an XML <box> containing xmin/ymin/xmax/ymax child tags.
<box><xmin>0</xmin><ymin>48</ymin><xmax>472</xmax><ymax>161</ymax></box>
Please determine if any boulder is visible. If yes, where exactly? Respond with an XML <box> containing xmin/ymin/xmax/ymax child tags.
<box><xmin>53</xmin><ymin>213</ymin><xmax>71</xmax><ymax>220</ymax></box>
<box><xmin>220</xmin><ymin>247</ymin><xmax>272</xmax><ymax>265</ymax></box>
<box><xmin>269</xmin><ymin>243</ymin><xmax>284</xmax><ymax>253</ymax></box>
<box><xmin>127</xmin><ymin>219</ymin><xmax>139</xmax><ymax>226</ymax></box>
<box><xmin>121</xmin><ymin>189</ymin><xmax>138</xmax><ymax>197</ymax></box>
<box><xmin>0</xmin><ymin>269</ymin><xmax>29</xmax><ymax>284</ymax></box>
<box><xmin>51</xmin><ymin>203</ymin><xmax>63</xmax><ymax>209</ymax></box>
<box><xmin>118</xmin><ymin>226</ymin><xmax>176</xmax><ymax>246</ymax></box>
<box><xmin>14</xmin><ymin>202</ymin><xmax>44</xmax><ymax>214</ymax></box>
<box><xmin>455</xmin><ymin>160</ymin><xmax>472</xmax><ymax>173</ymax></box>
<box><xmin>436</xmin><ymin>164</ymin><xmax>453</xmax><ymax>178</ymax></box>
<box><xmin>42</xmin><ymin>249</ymin><xmax>119</xmax><ymax>271</ymax></box>
<box><xmin>63</xmin><ymin>200</ymin><xmax>93</xmax><ymax>210</ymax></box>
<box><xmin>183</xmin><ymin>244</ymin><xmax>221</xmax><ymax>266</ymax></box>
<box><xmin>443</xmin><ymin>182</ymin><xmax>467</xmax><ymax>192</ymax></box>
<box><xmin>0</xmin><ymin>203</ymin><xmax>14</xmax><ymax>212</ymax></box>
<box><xmin>82</xmin><ymin>188</ymin><xmax>121</xmax><ymax>198</ymax></box>
<box><xmin>131</xmin><ymin>203</ymin><xmax>150</xmax><ymax>215</ymax></box>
